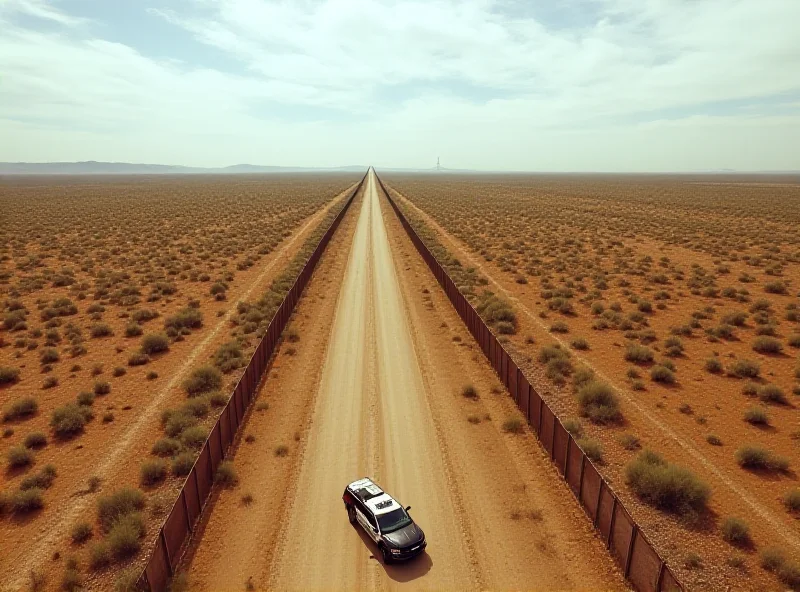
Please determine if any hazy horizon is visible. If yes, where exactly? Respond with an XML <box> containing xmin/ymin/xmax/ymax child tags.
<box><xmin>2</xmin><ymin>0</ymin><xmax>799</xmax><ymax>172</ymax></box>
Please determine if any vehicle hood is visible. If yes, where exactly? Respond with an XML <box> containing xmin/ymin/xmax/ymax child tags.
<box><xmin>383</xmin><ymin>522</ymin><xmax>424</xmax><ymax>549</ymax></box>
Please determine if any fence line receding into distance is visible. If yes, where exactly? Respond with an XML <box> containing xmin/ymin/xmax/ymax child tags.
<box><xmin>135</xmin><ymin>172</ymin><xmax>367</xmax><ymax>592</ymax></box>
<box><xmin>375</xmin><ymin>172</ymin><xmax>683</xmax><ymax>592</ymax></box>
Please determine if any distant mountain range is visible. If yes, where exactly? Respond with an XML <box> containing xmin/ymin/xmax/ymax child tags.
<box><xmin>0</xmin><ymin>161</ymin><xmax>374</xmax><ymax>175</ymax></box>
<box><xmin>1</xmin><ymin>162</ymin><xmax>796</xmax><ymax>175</ymax></box>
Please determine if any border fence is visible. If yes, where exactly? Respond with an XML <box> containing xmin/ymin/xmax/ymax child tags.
<box><xmin>135</xmin><ymin>172</ymin><xmax>367</xmax><ymax>591</ymax></box>
<box><xmin>376</xmin><ymin>173</ymin><xmax>683</xmax><ymax>592</ymax></box>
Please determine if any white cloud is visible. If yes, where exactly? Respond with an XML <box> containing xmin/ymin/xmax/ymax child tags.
<box><xmin>1</xmin><ymin>0</ymin><xmax>799</xmax><ymax>170</ymax></box>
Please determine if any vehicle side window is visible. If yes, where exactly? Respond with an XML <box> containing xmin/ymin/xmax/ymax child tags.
<box><xmin>366</xmin><ymin>512</ymin><xmax>378</xmax><ymax>530</ymax></box>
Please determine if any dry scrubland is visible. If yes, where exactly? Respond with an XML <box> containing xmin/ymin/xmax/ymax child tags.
<box><xmin>384</xmin><ymin>173</ymin><xmax>800</xmax><ymax>591</ymax></box>
<box><xmin>0</xmin><ymin>173</ymin><xmax>357</xmax><ymax>590</ymax></box>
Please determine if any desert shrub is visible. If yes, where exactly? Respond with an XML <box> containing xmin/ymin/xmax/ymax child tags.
<box><xmin>497</xmin><ymin>321</ymin><xmax>515</xmax><ymax>334</ymax></box>
<box><xmin>39</xmin><ymin>347</ymin><xmax>59</xmax><ymax>364</ymax></box>
<box><xmin>112</xmin><ymin>367</ymin><xmax>126</xmax><ymax>377</ymax></box>
<box><xmin>89</xmin><ymin>541</ymin><xmax>111</xmax><ymax>570</ymax></box>
<box><xmin>209</xmin><ymin>391</ymin><xmax>228</xmax><ymax>407</ymax></box>
<box><xmin>89</xmin><ymin>323</ymin><xmax>113</xmax><ymax>338</ymax></box>
<box><xmin>461</xmin><ymin>384</ymin><xmax>478</xmax><ymax>399</ymax></box>
<box><xmin>625</xmin><ymin>450</ymin><xmax>710</xmax><ymax>515</ymax></box>
<box><xmin>705</xmin><ymin>358</ymin><xmax>723</xmax><ymax>373</ymax></box>
<box><xmin>164</xmin><ymin>308</ymin><xmax>202</xmax><ymax>331</ymax></box>
<box><xmin>128</xmin><ymin>352</ymin><xmax>150</xmax><ymax>366</ymax></box>
<box><xmin>572</xmin><ymin>367</ymin><xmax>595</xmax><ymax>390</ymax></box>
<box><xmin>140</xmin><ymin>459</ymin><xmax>168</xmax><ymax>487</ymax></box>
<box><xmin>706</xmin><ymin>434</ymin><xmax>723</xmax><ymax>446</ymax></box>
<box><xmin>778</xmin><ymin>561</ymin><xmax>800</xmax><ymax>590</ymax></box>
<box><xmin>735</xmin><ymin>445</ymin><xmax>789</xmax><ymax>471</ymax></box>
<box><xmin>576</xmin><ymin>380</ymin><xmax>621</xmax><ymax>423</ymax></box>
<box><xmin>549</xmin><ymin>321</ymin><xmax>569</xmax><ymax>333</ymax></box>
<box><xmin>570</xmin><ymin>337</ymin><xmax>589</xmax><ymax>350</ymax></box>
<box><xmin>784</xmin><ymin>488</ymin><xmax>800</xmax><ymax>512</ymax></box>
<box><xmin>171</xmin><ymin>452</ymin><xmax>196</xmax><ymax>477</ymax></box>
<box><xmin>625</xmin><ymin>343</ymin><xmax>654</xmax><ymax>364</ymax></box>
<box><xmin>502</xmin><ymin>416</ymin><xmax>525</xmax><ymax>434</ymax></box>
<box><xmin>183</xmin><ymin>365</ymin><xmax>222</xmax><ymax>396</ymax></box>
<box><xmin>70</xmin><ymin>521</ymin><xmax>93</xmax><ymax>544</ymax></box>
<box><xmin>765</xmin><ymin>281</ymin><xmax>787</xmax><ymax>294</ymax></box>
<box><xmin>152</xmin><ymin>438</ymin><xmax>181</xmax><ymax>457</ymax></box>
<box><xmin>10</xmin><ymin>488</ymin><xmax>44</xmax><ymax>514</ymax></box>
<box><xmin>562</xmin><ymin>416</ymin><xmax>584</xmax><ymax>437</ymax></box>
<box><xmin>215</xmin><ymin>461</ymin><xmax>238</xmax><ymax>487</ymax></box>
<box><xmin>108</xmin><ymin>513</ymin><xmax>145</xmax><ymax>559</ymax></box>
<box><xmin>213</xmin><ymin>341</ymin><xmax>244</xmax><ymax>373</ymax></box>
<box><xmin>722</xmin><ymin>311</ymin><xmax>748</xmax><ymax>327</ymax></box>
<box><xmin>577</xmin><ymin>438</ymin><xmax>603</xmax><ymax>462</ymax></box>
<box><xmin>164</xmin><ymin>412</ymin><xmax>197</xmax><ymax>438</ymax></box>
<box><xmin>97</xmin><ymin>487</ymin><xmax>145</xmax><ymax>532</ymax></box>
<box><xmin>7</xmin><ymin>445</ymin><xmax>33</xmax><ymax>469</ymax></box>
<box><xmin>761</xmin><ymin>546</ymin><xmax>786</xmax><ymax>571</ymax></box>
<box><xmin>789</xmin><ymin>334</ymin><xmax>800</xmax><ymax>348</ymax></box>
<box><xmin>141</xmin><ymin>333</ymin><xmax>170</xmax><ymax>355</ymax></box>
<box><xmin>124</xmin><ymin>323</ymin><xmax>143</xmax><ymax>338</ymax></box>
<box><xmin>753</xmin><ymin>336</ymin><xmax>783</xmax><ymax>355</ymax></box>
<box><xmin>42</xmin><ymin>376</ymin><xmax>58</xmax><ymax>389</ymax></box>
<box><xmin>619</xmin><ymin>433</ymin><xmax>641</xmax><ymax>450</ymax></box>
<box><xmin>637</xmin><ymin>300</ymin><xmax>653</xmax><ymax>313</ymax></box>
<box><xmin>94</xmin><ymin>381</ymin><xmax>111</xmax><ymax>395</ymax></box>
<box><xmin>721</xmin><ymin>517</ymin><xmax>751</xmax><ymax>547</ymax></box>
<box><xmin>180</xmin><ymin>426</ymin><xmax>207</xmax><ymax>449</ymax></box>
<box><xmin>743</xmin><ymin>406</ymin><xmax>769</xmax><ymax>425</ymax></box>
<box><xmin>20</xmin><ymin>464</ymin><xmax>56</xmax><ymax>490</ymax></box>
<box><xmin>759</xmin><ymin>384</ymin><xmax>787</xmax><ymax>405</ymax></box>
<box><xmin>2</xmin><ymin>396</ymin><xmax>38</xmax><ymax>422</ymax></box>
<box><xmin>725</xmin><ymin>344</ymin><xmax>758</xmax><ymax>367</ymax></box>
<box><xmin>0</xmin><ymin>366</ymin><xmax>20</xmax><ymax>385</ymax></box>
<box><xmin>131</xmin><ymin>309</ymin><xmax>159</xmax><ymax>324</ymax></box>
<box><xmin>77</xmin><ymin>391</ymin><xmax>95</xmax><ymax>406</ymax></box>
<box><xmin>23</xmin><ymin>431</ymin><xmax>47</xmax><ymax>449</ymax></box>
<box><xmin>181</xmin><ymin>397</ymin><xmax>209</xmax><ymax>418</ymax></box>
<box><xmin>115</xmin><ymin>568</ymin><xmax>140</xmax><ymax>592</ymax></box>
<box><xmin>476</xmin><ymin>294</ymin><xmax>517</xmax><ymax>332</ymax></box>
<box><xmin>650</xmin><ymin>365</ymin><xmax>676</xmax><ymax>385</ymax></box>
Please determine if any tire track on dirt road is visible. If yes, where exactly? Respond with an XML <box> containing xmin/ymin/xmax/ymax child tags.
<box><xmin>385</xmin><ymin>182</ymin><xmax>800</xmax><ymax>552</ymax></box>
<box><xmin>3</xmin><ymin>184</ymin><xmax>357</xmax><ymax>592</ymax></box>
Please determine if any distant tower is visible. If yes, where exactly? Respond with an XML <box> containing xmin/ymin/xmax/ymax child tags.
<box><xmin>436</xmin><ymin>157</ymin><xmax>442</xmax><ymax>171</ymax></box>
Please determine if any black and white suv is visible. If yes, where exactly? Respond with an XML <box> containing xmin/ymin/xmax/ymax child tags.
<box><xmin>342</xmin><ymin>478</ymin><xmax>427</xmax><ymax>563</ymax></box>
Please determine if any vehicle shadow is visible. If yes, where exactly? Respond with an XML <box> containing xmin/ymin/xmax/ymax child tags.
<box><xmin>353</xmin><ymin>524</ymin><xmax>433</xmax><ymax>583</ymax></box>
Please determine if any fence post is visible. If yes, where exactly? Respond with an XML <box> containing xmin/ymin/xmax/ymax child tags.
<box><xmin>194</xmin><ymin>468</ymin><xmax>202</xmax><ymax>509</ymax></box>
<box><xmin>625</xmin><ymin>525</ymin><xmax>638</xmax><ymax>578</ymax></box>
<box><xmin>607</xmin><ymin>496</ymin><xmax>618</xmax><ymax>549</ymax></box>
<box><xmin>550</xmin><ymin>414</ymin><xmax>557</xmax><ymax>461</ymax></box>
<box><xmin>578</xmin><ymin>455</ymin><xmax>586</xmax><ymax>500</ymax></box>
<box><xmin>564</xmin><ymin>433</ymin><xmax>571</xmax><ymax>476</ymax></box>
<box><xmin>218</xmin><ymin>423</ymin><xmax>225</xmax><ymax>457</ymax></box>
<box><xmin>160</xmin><ymin>529</ymin><xmax>172</xmax><ymax>575</ymax></box>
<box><xmin>537</xmin><ymin>399</ymin><xmax>544</xmax><ymax>435</ymax></box>
<box><xmin>656</xmin><ymin>560</ymin><xmax>666</xmax><ymax>591</ymax></box>
<box><xmin>182</xmin><ymin>491</ymin><xmax>192</xmax><ymax>532</ymax></box>
<box><xmin>594</xmin><ymin>480</ymin><xmax>604</xmax><ymax>527</ymax></box>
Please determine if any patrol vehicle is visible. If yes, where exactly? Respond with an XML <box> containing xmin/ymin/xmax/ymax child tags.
<box><xmin>342</xmin><ymin>478</ymin><xmax>427</xmax><ymax>563</ymax></box>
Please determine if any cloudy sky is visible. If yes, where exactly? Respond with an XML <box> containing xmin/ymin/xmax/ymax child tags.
<box><xmin>1</xmin><ymin>0</ymin><xmax>799</xmax><ymax>171</ymax></box>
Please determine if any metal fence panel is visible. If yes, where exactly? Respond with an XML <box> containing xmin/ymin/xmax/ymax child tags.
<box><xmin>509</xmin><ymin>365</ymin><xmax>519</xmax><ymax>405</ymax></box>
<box><xmin>519</xmin><ymin>376</ymin><xmax>530</xmax><ymax>419</ymax></box>
<box><xmin>552</xmin><ymin>421</ymin><xmax>569</xmax><ymax>474</ymax></box>
<box><xmin>566</xmin><ymin>438</ymin><xmax>584</xmax><ymax>496</ymax></box>
<box><xmin>597</xmin><ymin>487</ymin><xmax>616</xmax><ymax>542</ymax></box>
<box><xmin>163</xmin><ymin>498</ymin><xmax>188</xmax><ymax>564</ymax></box>
<box><xmin>530</xmin><ymin>390</ymin><xmax>542</xmax><ymax>433</ymax></box>
<box><xmin>184</xmin><ymin>472</ymin><xmax>201</xmax><ymax>526</ymax></box>
<box><xmin>660</xmin><ymin>565</ymin><xmax>682</xmax><ymax>592</ymax></box>
<box><xmin>143</xmin><ymin>534</ymin><xmax>171</xmax><ymax>592</ymax></box>
<box><xmin>195</xmin><ymin>444</ymin><xmax>212</xmax><ymax>502</ymax></box>
<box><xmin>629</xmin><ymin>533</ymin><xmax>662</xmax><ymax>592</ymax></box>
<box><xmin>581</xmin><ymin>461</ymin><xmax>601</xmax><ymax>521</ymax></box>
<box><xmin>208</xmin><ymin>423</ymin><xmax>223</xmax><ymax>473</ymax></box>
<box><xmin>540</xmin><ymin>405</ymin><xmax>555</xmax><ymax>456</ymax></box>
<box><xmin>219</xmin><ymin>406</ymin><xmax>232</xmax><ymax>452</ymax></box>
<box><xmin>610</xmin><ymin>504</ymin><xmax>635</xmax><ymax>570</ymax></box>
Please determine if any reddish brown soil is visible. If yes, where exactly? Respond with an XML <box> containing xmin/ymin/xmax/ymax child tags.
<box><xmin>383</xmin><ymin>175</ymin><xmax>800</xmax><ymax>591</ymax></box>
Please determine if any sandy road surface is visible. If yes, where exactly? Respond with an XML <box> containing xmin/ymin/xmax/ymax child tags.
<box><xmin>268</xmin><ymin>171</ymin><xmax>474</xmax><ymax>590</ymax></box>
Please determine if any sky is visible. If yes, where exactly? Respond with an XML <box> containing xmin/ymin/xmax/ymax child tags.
<box><xmin>1</xmin><ymin>0</ymin><xmax>799</xmax><ymax>172</ymax></box>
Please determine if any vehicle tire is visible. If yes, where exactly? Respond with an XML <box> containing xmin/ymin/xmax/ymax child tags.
<box><xmin>347</xmin><ymin>504</ymin><xmax>356</xmax><ymax>525</ymax></box>
<box><xmin>381</xmin><ymin>544</ymin><xmax>393</xmax><ymax>565</ymax></box>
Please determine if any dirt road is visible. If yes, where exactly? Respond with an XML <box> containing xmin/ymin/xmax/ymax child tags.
<box><xmin>186</xmin><ymin>171</ymin><xmax>625</xmax><ymax>591</ymax></box>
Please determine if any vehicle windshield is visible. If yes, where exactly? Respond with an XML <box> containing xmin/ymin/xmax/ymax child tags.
<box><xmin>377</xmin><ymin>508</ymin><xmax>411</xmax><ymax>534</ymax></box>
